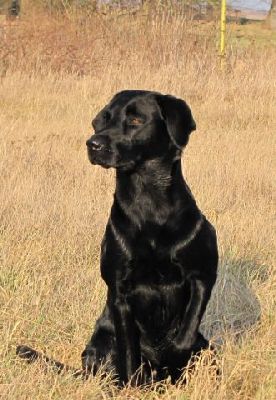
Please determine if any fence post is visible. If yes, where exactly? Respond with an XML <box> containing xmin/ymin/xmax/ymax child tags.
<box><xmin>8</xmin><ymin>0</ymin><xmax>20</xmax><ymax>17</ymax></box>
<box><xmin>220</xmin><ymin>0</ymin><xmax>226</xmax><ymax>69</ymax></box>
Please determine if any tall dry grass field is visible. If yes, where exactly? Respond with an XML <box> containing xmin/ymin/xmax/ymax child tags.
<box><xmin>0</xmin><ymin>9</ymin><xmax>275</xmax><ymax>400</ymax></box>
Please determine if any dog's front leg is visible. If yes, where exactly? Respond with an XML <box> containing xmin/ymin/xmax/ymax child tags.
<box><xmin>113</xmin><ymin>295</ymin><xmax>141</xmax><ymax>386</ymax></box>
<box><xmin>173</xmin><ymin>274</ymin><xmax>216</xmax><ymax>352</ymax></box>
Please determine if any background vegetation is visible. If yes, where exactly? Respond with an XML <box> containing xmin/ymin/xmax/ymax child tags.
<box><xmin>0</xmin><ymin>2</ymin><xmax>275</xmax><ymax>399</ymax></box>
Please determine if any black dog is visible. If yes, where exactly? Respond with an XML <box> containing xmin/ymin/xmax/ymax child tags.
<box><xmin>17</xmin><ymin>90</ymin><xmax>218</xmax><ymax>386</ymax></box>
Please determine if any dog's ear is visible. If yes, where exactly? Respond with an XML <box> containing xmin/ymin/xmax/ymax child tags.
<box><xmin>156</xmin><ymin>94</ymin><xmax>196</xmax><ymax>149</ymax></box>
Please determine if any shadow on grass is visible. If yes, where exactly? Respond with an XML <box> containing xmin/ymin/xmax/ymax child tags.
<box><xmin>200</xmin><ymin>256</ymin><xmax>265</xmax><ymax>345</ymax></box>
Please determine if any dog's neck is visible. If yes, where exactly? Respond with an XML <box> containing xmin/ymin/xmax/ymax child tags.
<box><xmin>115</xmin><ymin>158</ymin><xmax>196</xmax><ymax>209</ymax></box>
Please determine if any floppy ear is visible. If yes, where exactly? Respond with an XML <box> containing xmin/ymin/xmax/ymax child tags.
<box><xmin>156</xmin><ymin>94</ymin><xmax>196</xmax><ymax>149</ymax></box>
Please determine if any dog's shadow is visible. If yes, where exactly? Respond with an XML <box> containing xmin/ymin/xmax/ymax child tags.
<box><xmin>200</xmin><ymin>256</ymin><xmax>265</xmax><ymax>345</ymax></box>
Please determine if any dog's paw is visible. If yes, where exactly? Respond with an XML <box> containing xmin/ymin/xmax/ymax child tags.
<box><xmin>81</xmin><ymin>347</ymin><xmax>101</xmax><ymax>376</ymax></box>
<box><xmin>172</xmin><ymin>331</ymin><xmax>209</xmax><ymax>354</ymax></box>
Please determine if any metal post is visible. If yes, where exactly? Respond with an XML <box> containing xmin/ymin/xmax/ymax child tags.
<box><xmin>220</xmin><ymin>0</ymin><xmax>226</xmax><ymax>68</ymax></box>
<box><xmin>8</xmin><ymin>0</ymin><xmax>20</xmax><ymax>17</ymax></box>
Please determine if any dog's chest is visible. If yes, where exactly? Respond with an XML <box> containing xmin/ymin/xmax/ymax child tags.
<box><xmin>127</xmin><ymin>232</ymin><xmax>185</xmax><ymax>294</ymax></box>
<box><xmin>125</xmin><ymin>254</ymin><xmax>189</xmax><ymax>333</ymax></box>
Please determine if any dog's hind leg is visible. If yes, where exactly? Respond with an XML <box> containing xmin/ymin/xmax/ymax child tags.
<box><xmin>82</xmin><ymin>302</ymin><xmax>117</xmax><ymax>376</ymax></box>
<box><xmin>17</xmin><ymin>303</ymin><xmax>116</xmax><ymax>379</ymax></box>
<box><xmin>168</xmin><ymin>331</ymin><xmax>217</xmax><ymax>384</ymax></box>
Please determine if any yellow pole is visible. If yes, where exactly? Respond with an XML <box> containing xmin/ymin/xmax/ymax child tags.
<box><xmin>220</xmin><ymin>0</ymin><xmax>227</xmax><ymax>68</ymax></box>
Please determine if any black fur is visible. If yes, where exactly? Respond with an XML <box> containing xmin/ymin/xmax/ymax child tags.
<box><xmin>17</xmin><ymin>90</ymin><xmax>218</xmax><ymax>387</ymax></box>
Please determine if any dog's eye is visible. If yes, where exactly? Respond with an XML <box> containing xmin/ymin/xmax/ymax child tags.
<box><xmin>128</xmin><ymin>117</ymin><xmax>143</xmax><ymax>126</ymax></box>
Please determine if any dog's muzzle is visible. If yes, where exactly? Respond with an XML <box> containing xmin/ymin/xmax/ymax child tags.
<box><xmin>86</xmin><ymin>135</ymin><xmax>113</xmax><ymax>167</ymax></box>
<box><xmin>86</xmin><ymin>135</ymin><xmax>109</xmax><ymax>152</ymax></box>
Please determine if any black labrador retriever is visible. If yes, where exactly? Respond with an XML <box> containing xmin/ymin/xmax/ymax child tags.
<box><xmin>17</xmin><ymin>90</ymin><xmax>218</xmax><ymax>386</ymax></box>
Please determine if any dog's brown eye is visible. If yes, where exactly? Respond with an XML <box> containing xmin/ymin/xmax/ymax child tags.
<box><xmin>129</xmin><ymin>117</ymin><xmax>143</xmax><ymax>126</ymax></box>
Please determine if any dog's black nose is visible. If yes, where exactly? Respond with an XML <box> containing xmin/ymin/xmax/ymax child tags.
<box><xmin>86</xmin><ymin>136</ymin><xmax>107</xmax><ymax>152</ymax></box>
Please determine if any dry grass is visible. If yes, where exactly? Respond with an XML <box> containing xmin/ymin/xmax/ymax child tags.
<box><xmin>0</xmin><ymin>9</ymin><xmax>275</xmax><ymax>400</ymax></box>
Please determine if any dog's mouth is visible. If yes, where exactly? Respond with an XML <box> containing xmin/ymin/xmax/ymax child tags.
<box><xmin>87</xmin><ymin>148</ymin><xmax>136</xmax><ymax>171</ymax></box>
<box><xmin>87</xmin><ymin>148</ymin><xmax>112</xmax><ymax>169</ymax></box>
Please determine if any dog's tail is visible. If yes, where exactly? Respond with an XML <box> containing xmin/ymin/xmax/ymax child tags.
<box><xmin>16</xmin><ymin>345</ymin><xmax>86</xmax><ymax>378</ymax></box>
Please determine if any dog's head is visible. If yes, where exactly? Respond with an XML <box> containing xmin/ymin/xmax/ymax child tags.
<box><xmin>86</xmin><ymin>90</ymin><xmax>196</xmax><ymax>170</ymax></box>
